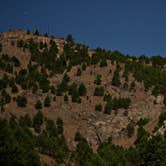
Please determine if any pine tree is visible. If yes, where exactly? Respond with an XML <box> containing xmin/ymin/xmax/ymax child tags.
<box><xmin>78</xmin><ymin>83</ymin><xmax>87</xmax><ymax>96</ymax></box>
<box><xmin>66</xmin><ymin>34</ymin><xmax>74</xmax><ymax>46</ymax></box>
<box><xmin>16</xmin><ymin>96</ymin><xmax>27</xmax><ymax>107</ymax></box>
<box><xmin>44</xmin><ymin>96</ymin><xmax>51</xmax><ymax>107</ymax></box>
<box><xmin>34</xmin><ymin>29</ymin><xmax>39</xmax><ymax>36</ymax></box>
<box><xmin>94</xmin><ymin>75</ymin><xmax>102</xmax><ymax>85</ymax></box>
<box><xmin>12</xmin><ymin>84</ymin><xmax>18</xmax><ymax>93</ymax></box>
<box><xmin>33</xmin><ymin>111</ymin><xmax>43</xmax><ymax>132</ymax></box>
<box><xmin>76</xmin><ymin>68</ymin><xmax>82</xmax><ymax>76</ymax></box>
<box><xmin>111</xmin><ymin>69</ymin><xmax>121</xmax><ymax>87</ymax></box>
<box><xmin>35</xmin><ymin>100</ymin><xmax>42</xmax><ymax>109</ymax></box>
<box><xmin>56</xmin><ymin>118</ymin><xmax>63</xmax><ymax>135</ymax></box>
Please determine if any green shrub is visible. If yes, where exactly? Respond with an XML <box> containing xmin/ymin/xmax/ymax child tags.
<box><xmin>76</xmin><ymin>68</ymin><xmax>82</xmax><ymax>76</ymax></box>
<box><xmin>75</xmin><ymin>131</ymin><xmax>83</xmax><ymax>142</ymax></box>
<box><xmin>135</xmin><ymin>126</ymin><xmax>149</xmax><ymax>145</ymax></box>
<box><xmin>19</xmin><ymin>114</ymin><xmax>32</xmax><ymax>127</ymax></box>
<box><xmin>69</xmin><ymin>83</ymin><xmax>80</xmax><ymax>103</ymax></box>
<box><xmin>123</xmin><ymin>82</ymin><xmax>128</xmax><ymax>90</ymax></box>
<box><xmin>50</xmin><ymin>86</ymin><xmax>56</xmax><ymax>94</ymax></box>
<box><xmin>111</xmin><ymin>97</ymin><xmax>131</xmax><ymax>110</ymax></box>
<box><xmin>1</xmin><ymin>90</ymin><xmax>11</xmax><ymax>104</ymax></box>
<box><xmin>17</xmin><ymin>40</ymin><xmax>25</xmax><ymax>47</ymax></box>
<box><xmin>11</xmin><ymin>84</ymin><xmax>18</xmax><ymax>93</ymax></box>
<box><xmin>137</xmin><ymin>118</ymin><xmax>149</xmax><ymax>127</ymax></box>
<box><xmin>95</xmin><ymin>104</ymin><xmax>102</xmax><ymax>111</ymax></box>
<box><xmin>81</xmin><ymin>63</ymin><xmax>86</xmax><ymax>71</ymax></box>
<box><xmin>112</xmin><ymin>69</ymin><xmax>121</xmax><ymax>87</ymax></box>
<box><xmin>127</xmin><ymin>124</ymin><xmax>134</xmax><ymax>138</ymax></box>
<box><xmin>34</xmin><ymin>29</ymin><xmax>40</xmax><ymax>36</ymax></box>
<box><xmin>158</xmin><ymin>112</ymin><xmax>166</xmax><ymax>128</ymax></box>
<box><xmin>104</xmin><ymin>101</ymin><xmax>112</xmax><ymax>114</ymax></box>
<box><xmin>104</xmin><ymin>97</ymin><xmax>131</xmax><ymax>114</ymax></box>
<box><xmin>44</xmin><ymin>96</ymin><xmax>51</xmax><ymax>107</ymax></box>
<box><xmin>27</xmin><ymin>29</ymin><xmax>31</xmax><ymax>34</ymax></box>
<box><xmin>103</xmin><ymin>93</ymin><xmax>111</xmax><ymax>102</ymax></box>
<box><xmin>35</xmin><ymin>100</ymin><xmax>42</xmax><ymax>109</ymax></box>
<box><xmin>0</xmin><ymin>117</ymin><xmax>41</xmax><ymax>166</ymax></box>
<box><xmin>91</xmin><ymin>54</ymin><xmax>100</xmax><ymax>65</ymax></box>
<box><xmin>66</xmin><ymin>34</ymin><xmax>74</xmax><ymax>45</ymax></box>
<box><xmin>56</xmin><ymin>73</ymin><xmax>70</xmax><ymax>95</ymax></box>
<box><xmin>100</xmin><ymin>58</ymin><xmax>107</xmax><ymax>67</ymax></box>
<box><xmin>56</xmin><ymin>118</ymin><xmax>63</xmax><ymax>135</ymax></box>
<box><xmin>11</xmin><ymin>56</ymin><xmax>20</xmax><ymax>67</ymax></box>
<box><xmin>94</xmin><ymin>75</ymin><xmax>102</xmax><ymax>85</ymax></box>
<box><xmin>46</xmin><ymin>119</ymin><xmax>57</xmax><ymax>137</ymax></box>
<box><xmin>16</xmin><ymin>96</ymin><xmax>27</xmax><ymax>107</ymax></box>
<box><xmin>33</xmin><ymin>111</ymin><xmax>43</xmax><ymax>132</ymax></box>
<box><xmin>78</xmin><ymin>83</ymin><xmax>87</xmax><ymax>96</ymax></box>
<box><xmin>5</xmin><ymin>64</ymin><xmax>13</xmax><ymax>73</ymax></box>
<box><xmin>64</xmin><ymin>94</ymin><xmax>68</xmax><ymax>102</ymax></box>
<box><xmin>130</xmin><ymin>81</ymin><xmax>136</xmax><ymax>91</ymax></box>
<box><xmin>94</xmin><ymin>87</ymin><xmax>104</xmax><ymax>96</ymax></box>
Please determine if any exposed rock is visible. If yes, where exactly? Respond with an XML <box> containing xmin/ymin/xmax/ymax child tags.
<box><xmin>156</xmin><ymin>95</ymin><xmax>163</xmax><ymax>104</ymax></box>
<box><xmin>95</xmin><ymin>121</ymin><xmax>106</xmax><ymax>126</ymax></box>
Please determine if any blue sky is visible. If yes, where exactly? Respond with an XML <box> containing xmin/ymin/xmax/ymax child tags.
<box><xmin>0</xmin><ymin>0</ymin><xmax>166</xmax><ymax>56</ymax></box>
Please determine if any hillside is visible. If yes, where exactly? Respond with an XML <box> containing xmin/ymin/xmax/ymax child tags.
<box><xmin>1</xmin><ymin>30</ymin><xmax>166</xmax><ymax>165</ymax></box>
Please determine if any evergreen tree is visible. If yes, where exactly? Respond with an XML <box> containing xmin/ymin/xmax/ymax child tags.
<box><xmin>71</xmin><ymin>86</ymin><xmax>80</xmax><ymax>103</ymax></box>
<box><xmin>112</xmin><ymin>69</ymin><xmax>121</xmax><ymax>87</ymax></box>
<box><xmin>56</xmin><ymin>118</ymin><xmax>63</xmax><ymax>135</ymax></box>
<box><xmin>44</xmin><ymin>96</ymin><xmax>51</xmax><ymax>107</ymax></box>
<box><xmin>34</xmin><ymin>29</ymin><xmax>39</xmax><ymax>36</ymax></box>
<box><xmin>76</xmin><ymin>68</ymin><xmax>82</xmax><ymax>76</ymax></box>
<box><xmin>94</xmin><ymin>75</ymin><xmax>102</xmax><ymax>85</ymax></box>
<box><xmin>19</xmin><ymin>114</ymin><xmax>32</xmax><ymax>127</ymax></box>
<box><xmin>94</xmin><ymin>87</ymin><xmax>104</xmax><ymax>96</ymax></box>
<box><xmin>35</xmin><ymin>100</ymin><xmax>42</xmax><ymax>109</ymax></box>
<box><xmin>104</xmin><ymin>101</ymin><xmax>112</xmax><ymax>114</ymax></box>
<box><xmin>33</xmin><ymin>111</ymin><xmax>43</xmax><ymax>132</ymax></box>
<box><xmin>137</xmin><ymin>118</ymin><xmax>149</xmax><ymax>127</ymax></box>
<box><xmin>64</xmin><ymin>94</ymin><xmax>68</xmax><ymax>102</ymax></box>
<box><xmin>66</xmin><ymin>34</ymin><xmax>74</xmax><ymax>46</ymax></box>
<box><xmin>103</xmin><ymin>93</ymin><xmax>112</xmax><ymax>102</ymax></box>
<box><xmin>127</xmin><ymin>124</ymin><xmax>134</xmax><ymax>138</ymax></box>
<box><xmin>158</xmin><ymin>112</ymin><xmax>166</xmax><ymax>127</ymax></box>
<box><xmin>11</xmin><ymin>84</ymin><xmax>18</xmax><ymax>93</ymax></box>
<box><xmin>1</xmin><ymin>90</ymin><xmax>11</xmax><ymax>104</ymax></box>
<box><xmin>95</xmin><ymin>104</ymin><xmax>102</xmax><ymax>111</ymax></box>
<box><xmin>100</xmin><ymin>58</ymin><xmax>107</xmax><ymax>67</ymax></box>
<box><xmin>81</xmin><ymin>63</ymin><xmax>86</xmax><ymax>71</ymax></box>
<box><xmin>130</xmin><ymin>81</ymin><xmax>136</xmax><ymax>91</ymax></box>
<box><xmin>78</xmin><ymin>83</ymin><xmax>87</xmax><ymax>96</ymax></box>
<box><xmin>27</xmin><ymin>29</ymin><xmax>31</xmax><ymax>34</ymax></box>
<box><xmin>69</xmin><ymin>83</ymin><xmax>80</xmax><ymax>103</ymax></box>
<box><xmin>16</xmin><ymin>96</ymin><xmax>27</xmax><ymax>107</ymax></box>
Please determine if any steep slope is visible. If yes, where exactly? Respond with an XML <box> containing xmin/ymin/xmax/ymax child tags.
<box><xmin>0</xmin><ymin>29</ymin><xmax>166</xmax><ymax>152</ymax></box>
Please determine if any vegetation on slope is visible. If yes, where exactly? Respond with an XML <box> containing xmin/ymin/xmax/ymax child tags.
<box><xmin>1</xmin><ymin>30</ymin><xmax>166</xmax><ymax>165</ymax></box>
<box><xmin>1</xmin><ymin>114</ymin><xmax>166</xmax><ymax>165</ymax></box>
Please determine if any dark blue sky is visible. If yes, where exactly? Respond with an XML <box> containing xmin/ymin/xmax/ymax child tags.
<box><xmin>1</xmin><ymin>0</ymin><xmax>166</xmax><ymax>56</ymax></box>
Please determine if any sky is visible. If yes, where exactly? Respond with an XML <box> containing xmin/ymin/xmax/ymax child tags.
<box><xmin>0</xmin><ymin>0</ymin><xmax>166</xmax><ymax>56</ymax></box>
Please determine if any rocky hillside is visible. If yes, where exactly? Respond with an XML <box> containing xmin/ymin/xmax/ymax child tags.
<box><xmin>1</xmin><ymin>30</ymin><xmax>166</xmax><ymax>165</ymax></box>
